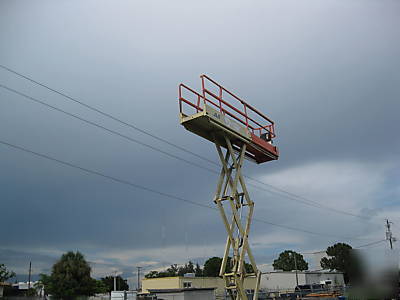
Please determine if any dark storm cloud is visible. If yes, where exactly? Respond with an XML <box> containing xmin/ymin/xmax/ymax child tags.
<box><xmin>0</xmin><ymin>0</ymin><xmax>399</xmax><ymax>276</ymax></box>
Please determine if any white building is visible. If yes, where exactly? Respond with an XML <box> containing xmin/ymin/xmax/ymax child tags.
<box><xmin>11</xmin><ymin>281</ymin><xmax>44</xmax><ymax>296</ymax></box>
<box><xmin>148</xmin><ymin>288</ymin><xmax>216</xmax><ymax>300</ymax></box>
<box><xmin>261</xmin><ymin>271</ymin><xmax>345</xmax><ymax>292</ymax></box>
<box><xmin>111</xmin><ymin>291</ymin><xmax>137</xmax><ymax>300</ymax></box>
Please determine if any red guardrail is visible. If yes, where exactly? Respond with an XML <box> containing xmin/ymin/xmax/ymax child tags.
<box><xmin>179</xmin><ymin>76</ymin><xmax>276</xmax><ymax>139</ymax></box>
<box><xmin>179</xmin><ymin>84</ymin><xmax>203</xmax><ymax>113</ymax></box>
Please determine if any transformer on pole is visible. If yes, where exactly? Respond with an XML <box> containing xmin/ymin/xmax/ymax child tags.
<box><xmin>178</xmin><ymin>75</ymin><xmax>279</xmax><ymax>300</ymax></box>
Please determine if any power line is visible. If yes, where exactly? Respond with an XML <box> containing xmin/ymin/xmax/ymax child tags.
<box><xmin>0</xmin><ymin>85</ymin><xmax>349</xmax><ymax>217</ymax></box>
<box><xmin>245</xmin><ymin>176</ymin><xmax>370</xmax><ymax>220</ymax></box>
<box><xmin>300</xmin><ymin>239</ymin><xmax>387</xmax><ymax>257</ymax></box>
<box><xmin>355</xmin><ymin>239</ymin><xmax>386</xmax><ymax>249</ymax></box>
<box><xmin>0</xmin><ymin>138</ymin><xmax>370</xmax><ymax>241</ymax></box>
<box><xmin>0</xmin><ymin>78</ymin><xmax>378</xmax><ymax>224</ymax></box>
<box><xmin>0</xmin><ymin>64</ymin><xmax>217</xmax><ymax>167</ymax></box>
<box><xmin>302</xmin><ymin>240</ymin><xmax>387</xmax><ymax>254</ymax></box>
<box><xmin>251</xmin><ymin>217</ymin><xmax>356</xmax><ymax>240</ymax></box>
<box><xmin>303</xmin><ymin>240</ymin><xmax>389</xmax><ymax>254</ymax></box>
<box><xmin>245</xmin><ymin>178</ymin><xmax>371</xmax><ymax>221</ymax></box>
<box><xmin>0</xmin><ymin>64</ymin><xmax>375</xmax><ymax>219</ymax></box>
<box><xmin>0</xmin><ymin>140</ymin><xmax>214</xmax><ymax>210</ymax></box>
<box><xmin>0</xmin><ymin>64</ymin><xmax>378</xmax><ymax>222</ymax></box>
<box><xmin>2</xmin><ymin>83</ymin><xmax>329</xmax><ymax>219</ymax></box>
<box><xmin>256</xmin><ymin>239</ymin><xmax>388</xmax><ymax>268</ymax></box>
<box><xmin>0</xmin><ymin>84</ymin><xmax>373</xmax><ymax>239</ymax></box>
<box><xmin>0</xmin><ymin>84</ymin><xmax>218</xmax><ymax>175</ymax></box>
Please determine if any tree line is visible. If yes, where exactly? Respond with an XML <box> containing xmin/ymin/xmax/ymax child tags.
<box><xmin>145</xmin><ymin>257</ymin><xmax>254</xmax><ymax>279</ymax></box>
<box><xmin>146</xmin><ymin>242</ymin><xmax>363</xmax><ymax>284</ymax></box>
<box><xmin>0</xmin><ymin>242</ymin><xmax>363</xmax><ymax>298</ymax></box>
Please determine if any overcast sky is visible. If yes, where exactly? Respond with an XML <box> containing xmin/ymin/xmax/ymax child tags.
<box><xmin>0</xmin><ymin>0</ymin><xmax>399</xmax><ymax>288</ymax></box>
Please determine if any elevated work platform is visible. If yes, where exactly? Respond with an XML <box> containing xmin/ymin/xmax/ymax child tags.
<box><xmin>178</xmin><ymin>75</ymin><xmax>279</xmax><ymax>300</ymax></box>
<box><xmin>178</xmin><ymin>75</ymin><xmax>279</xmax><ymax>164</ymax></box>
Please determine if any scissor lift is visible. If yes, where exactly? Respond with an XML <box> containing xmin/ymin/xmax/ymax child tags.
<box><xmin>178</xmin><ymin>75</ymin><xmax>279</xmax><ymax>300</ymax></box>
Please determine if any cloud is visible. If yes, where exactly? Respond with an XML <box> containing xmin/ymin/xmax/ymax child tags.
<box><xmin>260</xmin><ymin>160</ymin><xmax>389</xmax><ymax>211</ymax></box>
<box><xmin>0</xmin><ymin>0</ymin><xmax>399</xmax><ymax>281</ymax></box>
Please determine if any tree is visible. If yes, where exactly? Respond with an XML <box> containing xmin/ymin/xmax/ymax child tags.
<box><xmin>93</xmin><ymin>279</ymin><xmax>109</xmax><ymax>294</ymax></box>
<box><xmin>0</xmin><ymin>264</ymin><xmax>16</xmax><ymax>282</ymax></box>
<box><xmin>26</xmin><ymin>288</ymin><xmax>37</xmax><ymax>296</ymax></box>
<box><xmin>195</xmin><ymin>263</ymin><xmax>203</xmax><ymax>277</ymax></box>
<box><xmin>100</xmin><ymin>276</ymin><xmax>129</xmax><ymax>292</ymax></box>
<box><xmin>166</xmin><ymin>264</ymin><xmax>179</xmax><ymax>276</ymax></box>
<box><xmin>145</xmin><ymin>261</ymin><xmax>200</xmax><ymax>279</ymax></box>
<box><xmin>203</xmin><ymin>257</ymin><xmax>223</xmax><ymax>277</ymax></box>
<box><xmin>203</xmin><ymin>257</ymin><xmax>254</xmax><ymax>277</ymax></box>
<box><xmin>245</xmin><ymin>262</ymin><xmax>254</xmax><ymax>274</ymax></box>
<box><xmin>178</xmin><ymin>261</ymin><xmax>195</xmax><ymax>276</ymax></box>
<box><xmin>145</xmin><ymin>257</ymin><xmax>251</xmax><ymax>279</ymax></box>
<box><xmin>144</xmin><ymin>264</ymin><xmax>179</xmax><ymax>279</ymax></box>
<box><xmin>272</xmin><ymin>250</ymin><xmax>308</xmax><ymax>271</ymax></box>
<box><xmin>320</xmin><ymin>243</ymin><xmax>361</xmax><ymax>284</ymax></box>
<box><xmin>40</xmin><ymin>251</ymin><xmax>96</xmax><ymax>298</ymax></box>
<box><xmin>145</xmin><ymin>271</ymin><xmax>160</xmax><ymax>279</ymax></box>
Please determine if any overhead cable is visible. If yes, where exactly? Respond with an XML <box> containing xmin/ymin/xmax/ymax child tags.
<box><xmin>0</xmin><ymin>138</ymin><xmax>369</xmax><ymax>241</ymax></box>
<box><xmin>0</xmin><ymin>73</ymin><xmax>375</xmax><ymax>223</ymax></box>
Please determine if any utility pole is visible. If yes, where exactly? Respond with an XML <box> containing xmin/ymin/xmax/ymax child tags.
<box><xmin>291</xmin><ymin>252</ymin><xmax>302</xmax><ymax>300</ymax></box>
<box><xmin>28</xmin><ymin>261</ymin><xmax>32</xmax><ymax>290</ymax></box>
<box><xmin>136</xmin><ymin>267</ymin><xmax>142</xmax><ymax>292</ymax></box>
<box><xmin>385</xmin><ymin>219</ymin><xmax>396</xmax><ymax>250</ymax></box>
<box><xmin>113</xmin><ymin>271</ymin><xmax>117</xmax><ymax>291</ymax></box>
<box><xmin>293</xmin><ymin>253</ymin><xmax>299</xmax><ymax>288</ymax></box>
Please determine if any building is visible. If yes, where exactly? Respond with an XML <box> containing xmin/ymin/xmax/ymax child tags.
<box><xmin>0</xmin><ymin>282</ymin><xmax>11</xmax><ymax>297</ymax></box>
<box><xmin>261</xmin><ymin>271</ymin><xmax>345</xmax><ymax>292</ymax></box>
<box><xmin>142</xmin><ymin>272</ymin><xmax>344</xmax><ymax>298</ymax></box>
<box><xmin>142</xmin><ymin>276</ymin><xmax>256</xmax><ymax>299</ymax></box>
<box><xmin>148</xmin><ymin>288</ymin><xmax>215</xmax><ymax>300</ymax></box>
<box><xmin>10</xmin><ymin>281</ymin><xmax>44</xmax><ymax>297</ymax></box>
<box><xmin>12</xmin><ymin>281</ymin><xmax>37</xmax><ymax>290</ymax></box>
<box><xmin>111</xmin><ymin>291</ymin><xmax>137</xmax><ymax>300</ymax></box>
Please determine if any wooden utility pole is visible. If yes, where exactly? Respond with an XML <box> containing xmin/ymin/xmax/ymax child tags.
<box><xmin>293</xmin><ymin>253</ymin><xmax>299</xmax><ymax>287</ymax></box>
<box><xmin>113</xmin><ymin>271</ymin><xmax>117</xmax><ymax>291</ymax></box>
<box><xmin>385</xmin><ymin>219</ymin><xmax>396</xmax><ymax>250</ymax></box>
<box><xmin>136</xmin><ymin>267</ymin><xmax>142</xmax><ymax>291</ymax></box>
<box><xmin>28</xmin><ymin>261</ymin><xmax>32</xmax><ymax>290</ymax></box>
